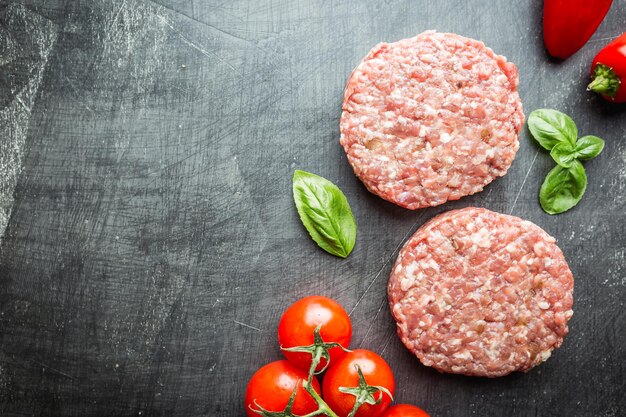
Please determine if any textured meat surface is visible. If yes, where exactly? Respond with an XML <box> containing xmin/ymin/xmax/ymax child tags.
<box><xmin>388</xmin><ymin>208</ymin><xmax>574</xmax><ymax>377</ymax></box>
<box><xmin>340</xmin><ymin>31</ymin><xmax>524</xmax><ymax>209</ymax></box>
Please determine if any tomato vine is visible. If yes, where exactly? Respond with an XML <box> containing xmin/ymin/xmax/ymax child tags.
<box><xmin>249</xmin><ymin>327</ymin><xmax>392</xmax><ymax>417</ymax></box>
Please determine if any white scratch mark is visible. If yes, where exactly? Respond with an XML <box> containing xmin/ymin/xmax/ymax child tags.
<box><xmin>34</xmin><ymin>361</ymin><xmax>74</xmax><ymax>380</ymax></box>
<box><xmin>359</xmin><ymin>296</ymin><xmax>387</xmax><ymax>347</ymax></box>
<box><xmin>484</xmin><ymin>185</ymin><xmax>493</xmax><ymax>200</ymax></box>
<box><xmin>588</xmin><ymin>35</ymin><xmax>622</xmax><ymax>43</ymax></box>
<box><xmin>13</xmin><ymin>96</ymin><xmax>29</xmax><ymax>112</ymax></box>
<box><xmin>107</xmin><ymin>0</ymin><xmax>127</xmax><ymax>34</ymax></box>
<box><xmin>349</xmin><ymin>221</ymin><xmax>421</xmax><ymax>317</ymax></box>
<box><xmin>509</xmin><ymin>150</ymin><xmax>539</xmax><ymax>215</ymax></box>
<box><xmin>152</xmin><ymin>0</ymin><xmax>250</xmax><ymax>43</ymax></box>
<box><xmin>379</xmin><ymin>332</ymin><xmax>394</xmax><ymax>355</ymax></box>
<box><xmin>157</xmin><ymin>15</ymin><xmax>236</xmax><ymax>71</ymax></box>
<box><xmin>0</xmin><ymin>5</ymin><xmax>57</xmax><ymax>243</ymax></box>
<box><xmin>233</xmin><ymin>320</ymin><xmax>261</xmax><ymax>332</ymax></box>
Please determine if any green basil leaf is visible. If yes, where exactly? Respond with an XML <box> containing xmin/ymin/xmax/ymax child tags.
<box><xmin>574</xmin><ymin>135</ymin><xmax>605</xmax><ymax>160</ymax></box>
<box><xmin>292</xmin><ymin>170</ymin><xmax>356</xmax><ymax>258</ymax></box>
<box><xmin>528</xmin><ymin>109</ymin><xmax>578</xmax><ymax>150</ymax></box>
<box><xmin>549</xmin><ymin>142</ymin><xmax>576</xmax><ymax>168</ymax></box>
<box><xmin>539</xmin><ymin>160</ymin><xmax>587</xmax><ymax>215</ymax></box>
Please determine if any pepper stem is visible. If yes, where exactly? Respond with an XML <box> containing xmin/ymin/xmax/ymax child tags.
<box><xmin>588</xmin><ymin>63</ymin><xmax>621</xmax><ymax>97</ymax></box>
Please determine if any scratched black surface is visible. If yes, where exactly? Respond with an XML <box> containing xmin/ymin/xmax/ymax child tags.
<box><xmin>0</xmin><ymin>1</ymin><xmax>624</xmax><ymax>416</ymax></box>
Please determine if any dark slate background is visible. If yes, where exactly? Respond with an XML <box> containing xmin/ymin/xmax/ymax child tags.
<box><xmin>0</xmin><ymin>1</ymin><xmax>624</xmax><ymax>416</ymax></box>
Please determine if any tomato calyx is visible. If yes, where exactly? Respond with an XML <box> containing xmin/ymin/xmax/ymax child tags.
<box><xmin>588</xmin><ymin>63</ymin><xmax>621</xmax><ymax>97</ymax></box>
<box><xmin>249</xmin><ymin>388</ymin><xmax>300</xmax><ymax>417</ymax></box>
<box><xmin>281</xmin><ymin>325</ymin><xmax>350</xmax><ymax>383</ymax></box>
<box><xmin>249</xmin><ymin>382</ymin><xmax>341</xmax><ymax>417</ymax></box>
<box><xmin>338</xmin><ymin>365</ymin><xmax>394</xmax><ymax>417</ymax></box>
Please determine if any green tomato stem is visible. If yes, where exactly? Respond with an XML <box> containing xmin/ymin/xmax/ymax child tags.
<box><xmin>307</xmin><ymin>345</ymin><xmax>324</xmax><ymax>385</ymax></box>
<box><xmin>302</xmin><ymin>381</ymin><xmax>340</xmax><ymax>417</ymax></box>
<box><xmin>346</xmin><ymin>392</ymin><xmax>368</xmax><ymax>417</ymax></box>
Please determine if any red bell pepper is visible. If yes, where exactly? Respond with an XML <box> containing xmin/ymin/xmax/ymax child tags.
<box><xmin>588</xmin><ymin>33</ymin><xmax>626</xmax><ymax>103</ymax></box>
<box><xmin>543</xmin><ymin>0</ymin><xmax>613</xmax><ymax>59</ymax></box>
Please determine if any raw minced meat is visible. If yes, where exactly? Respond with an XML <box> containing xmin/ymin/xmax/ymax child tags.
<box><xmin>340</xmin><ymin>31</ymin><xmax>524</xmax><ymax>209</ymax></box>
<box><xmin>387</xmin><ymin>207</ymin><xmax>574</xmax><ymax>377</ymax></box>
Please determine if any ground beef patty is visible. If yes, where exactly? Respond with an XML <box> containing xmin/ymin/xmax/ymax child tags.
<box><xmin>388</xmin><ymin>208</ymin><xmax>574</xmax><ymax>377</ymax></box>
<box><xmin>340</xmin><ymin>31</ymin><xmax>524</xmax><ymax>209</ymax></box>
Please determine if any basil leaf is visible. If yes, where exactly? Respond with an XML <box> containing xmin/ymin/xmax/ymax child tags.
<box><xmin>539</xmin><ymin>160</ymin><xmax>587</xmax><ymax>215</ymax></box>
<box><xmin>550</xmin><ymin>142</ymin><xmax>576</xmax><ymax>168</ymax></box>
<box><xmin>528</xmin><ymin>109</ymin><xmax>578</xmax><ymax>150</ymax></box>
<box><xmin>292</xmin><ymin>170</ymin><xmax>356</xmax><ymax>258</ymax></box>
<box><xmin>574</xmin><ymin>135</ymin><xmax>605</xmax><ymax>160</ymax></box>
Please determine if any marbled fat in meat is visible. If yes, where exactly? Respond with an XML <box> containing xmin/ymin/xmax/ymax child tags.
<box><xmin>340</xmin><ymin>31</ymin><xmax>524</xmax><ymax>209</ymax></box>
<box><xmin>387</xmin><ymin>208</ymin><xmax>574</xmax><ymax>377</ymax></box>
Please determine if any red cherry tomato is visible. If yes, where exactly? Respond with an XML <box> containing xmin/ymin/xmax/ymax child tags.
<box><xmin>278</xmin><ymin>295</ymin><xmax>352</xmax><ymax>372</ymax></box>
<box><xmin>383</xmin><ymin>404</ymin><xmax>431</xmax><ymax>417</ymax></box>
<box><xmin>322</xmin><ymin>349</ymin><xmax>395</xmax><ymax>417</ymax></box>
<box><xmin>244</xmin><ymin>360</ymin><xmax>321</xmax><ymax>417</ymax></box>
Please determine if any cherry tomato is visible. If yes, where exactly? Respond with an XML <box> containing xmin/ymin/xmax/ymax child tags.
<box><xmin>244</xmin><ymin>360</ymin><xmax>321</xmax><ymax>417</ymax></box>
<box><xmin>278</xmin><ymin>295</ymin><xmax>352</xmax><ymax>372</ymax></box>
<box><xmin>322</xmin><ymin>349</ymin><xmax>395</xmax><ymax>417</ymax></box>
<box><xmin>383</xmin><ymin>404</ymin><xmax>431</xmax><ymax>417</ymax></box>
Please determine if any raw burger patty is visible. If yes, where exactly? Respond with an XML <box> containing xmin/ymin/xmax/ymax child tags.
<box><xmin>340</xmin><ymin>31</ymin><xmax>524</xmax><ymax>209</ymax></box>
<box><xmin>388</xmin><ymin>207</ymin><xmax>574</xmax><ymax>377</ymax></box>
